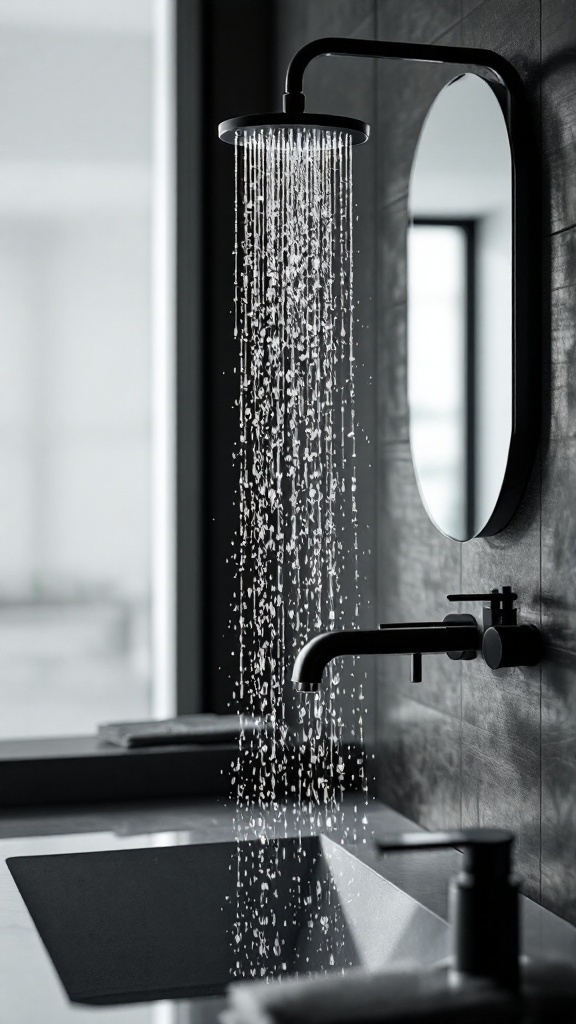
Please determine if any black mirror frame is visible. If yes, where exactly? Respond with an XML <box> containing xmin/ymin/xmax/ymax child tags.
<box><xmin>465</xmin><ymin>73</ymin><xmax>539</xmax><ymax>537</ymax></box>
<box><xmin>408</xmin><ymin>70</ymin><xmax>539</xmax><ymax>539</ymax></box>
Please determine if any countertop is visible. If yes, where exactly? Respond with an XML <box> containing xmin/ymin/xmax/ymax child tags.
<box><xmin>2</xmin><ymin>796</ymin><xmax>575</xmax><ymax>1023</ymax></box>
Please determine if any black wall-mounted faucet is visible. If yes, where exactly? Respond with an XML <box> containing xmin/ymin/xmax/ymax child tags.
<box><xmin>292</xmin><ymin>586</ymin><xmax>541</xmax><ymax>692</ymax></box>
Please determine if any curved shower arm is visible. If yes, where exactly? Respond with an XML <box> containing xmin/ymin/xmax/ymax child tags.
<box><xmin>283</xmin><ymin>36</ymin><xmax>525</xmax><ymax>114</ymax></box>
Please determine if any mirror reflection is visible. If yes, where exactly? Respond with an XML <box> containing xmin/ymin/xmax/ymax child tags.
<box><xmin>408</xmin><ymin>73</ymin><xmax>512</xmax><ymax>541</ymax></box>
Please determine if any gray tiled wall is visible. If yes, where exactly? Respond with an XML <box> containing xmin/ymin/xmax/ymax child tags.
<box><xmin>274</xmin><ymin>0</ymin><xmax>576</xmax><ymax>924</ymax></box>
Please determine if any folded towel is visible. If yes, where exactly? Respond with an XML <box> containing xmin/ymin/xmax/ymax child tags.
<box><xmin>222</xmin><ymin>965</ymin><xmax>520</xmax><ymax>1024</ymax></box>
<box><xmin>98</xmin><ymin>713</ymin><xmax>273</xmax><ymax>748</ymax></box>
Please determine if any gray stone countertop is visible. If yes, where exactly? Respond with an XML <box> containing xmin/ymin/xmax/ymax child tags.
<box><xmin>1</xmin><ymin>795</ymin><xmax>575</xmax><ymax>1023</ymax></box>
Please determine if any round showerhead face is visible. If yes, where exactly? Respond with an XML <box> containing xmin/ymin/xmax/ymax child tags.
<box><xmin>218</xmin><ymin>112</ymin><xmax>370</xmax><ymax>146</ymax></box>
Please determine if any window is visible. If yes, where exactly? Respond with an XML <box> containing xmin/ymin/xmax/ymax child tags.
<box><xmin>0</xmin><ymin>0</ymin><xmax>173</xmax><ymax>739</ymax></box>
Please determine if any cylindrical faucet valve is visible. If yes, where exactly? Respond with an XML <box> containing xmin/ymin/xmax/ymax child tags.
<box><xmin>483</xmin><ymin>624</ymin><xmax>541</xmax><ymax>669</ymax></box>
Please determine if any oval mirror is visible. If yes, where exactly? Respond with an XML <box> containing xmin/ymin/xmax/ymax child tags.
<box><xmin>408</xmin><ymin>73</ymin><xmax>526</xmax><ymax>541</ymax></box>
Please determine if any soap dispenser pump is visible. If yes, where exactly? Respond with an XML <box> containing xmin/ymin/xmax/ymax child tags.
<box><xmin>376</xmin><ymin>828</ymin><xmax>519</xmax><ymax>990</ymax></box>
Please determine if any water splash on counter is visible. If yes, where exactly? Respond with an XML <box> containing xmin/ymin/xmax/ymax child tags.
<box><xmin>231</xmin><ymin>126</ymin><xmax>367</xmax><ymax>979</ymax></box>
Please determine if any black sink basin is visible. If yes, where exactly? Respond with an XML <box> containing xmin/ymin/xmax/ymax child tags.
<box><xmin>7</xmin><ymin>834</ymin><xmax>448</xmax><ymax>1005</ymax></box>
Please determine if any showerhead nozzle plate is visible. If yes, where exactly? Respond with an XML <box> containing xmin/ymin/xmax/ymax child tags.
<box><xmin>218</xmin><ymin>112</ymin><xmax>370</xmax><ymax>146</ymax></box>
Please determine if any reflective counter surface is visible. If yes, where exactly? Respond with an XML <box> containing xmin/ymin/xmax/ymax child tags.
<box><xmin>2</xmin><ymin>796</ymin><xmax>575</xmax><ymax>1023</ymax></box>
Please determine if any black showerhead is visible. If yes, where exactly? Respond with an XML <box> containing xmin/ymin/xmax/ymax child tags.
<box><xmin>218</xmin><ymin>112</ymin><xmax>370</xmax><ymax>146</ymax></box>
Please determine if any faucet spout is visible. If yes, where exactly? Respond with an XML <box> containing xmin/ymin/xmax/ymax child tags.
<box><xmin>292</xmin><ymin>623</ymin><xmax>481</xmax><ymax>692</ymax></box>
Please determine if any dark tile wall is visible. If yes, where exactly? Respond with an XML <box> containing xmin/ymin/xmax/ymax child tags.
<box><xmin>541</xmin><ymin>0</ymin><xmax>576</xmax><ymax>924</ymax></box>
<box><xmin>271</xmin><ymin>0</ymin><xmax>576</xmax><ymax>924</ymax></box>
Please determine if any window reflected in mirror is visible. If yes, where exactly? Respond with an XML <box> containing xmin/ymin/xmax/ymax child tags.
<box><xmin>408</xmin><ymin>222</ymin><xmax>471</xmax><ymax>540</ymax></box>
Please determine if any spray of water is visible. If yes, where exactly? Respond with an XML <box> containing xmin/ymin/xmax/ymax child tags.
<box><xmin>230</xmin><ymin>126</ymin><xmax>367</xmax><ymax>979</ymax></box>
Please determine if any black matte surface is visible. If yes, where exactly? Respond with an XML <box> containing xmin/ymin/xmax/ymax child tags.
<box><xmin>0</xmin><ymin>736</ymin><xmax>234</xmax><ymax>807</ymax></box>
<box><xmin>7</xmin><ymin>837</ymin><xmax>332</xmax><ymax>1005</ymax></box>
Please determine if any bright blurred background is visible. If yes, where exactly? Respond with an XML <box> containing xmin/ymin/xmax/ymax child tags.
<box><xmin>0</xmin><ymin>0</ymin><xmax>161</xmax><ymax>738</ymax></box>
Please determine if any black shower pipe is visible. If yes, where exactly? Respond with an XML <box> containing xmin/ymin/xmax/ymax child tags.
<box><xmin>282</xmin><ymin>36</ymin><xmax>525</xmax><ymax>114</ymax></box>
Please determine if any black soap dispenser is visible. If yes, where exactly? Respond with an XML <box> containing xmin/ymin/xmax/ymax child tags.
<box><xmin>376</xmin><ymin>828</ymin><xmax>576</xmax><ymax>1023</ymax></box>
<box><xmin>376</xmin><ymin>828</ymin><xmax>519</xmax><ymax>990</ymax></box>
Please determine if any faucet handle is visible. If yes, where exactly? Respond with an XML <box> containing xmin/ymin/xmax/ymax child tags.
<box><xmin>447</xmin><ymin>586</ymin><xmax>517</xmax><ymax>627</ymax></box>
<box><xmin>410</xmin><ymin>653</ymin><xmax>422</xmax><ymax>683</ymax></box>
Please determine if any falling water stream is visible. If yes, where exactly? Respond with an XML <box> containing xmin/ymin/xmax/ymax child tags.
<box><xmin>230</xmin><ymin>127</ymin><xmax>367</xmax><ymax>980</ymax></box>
